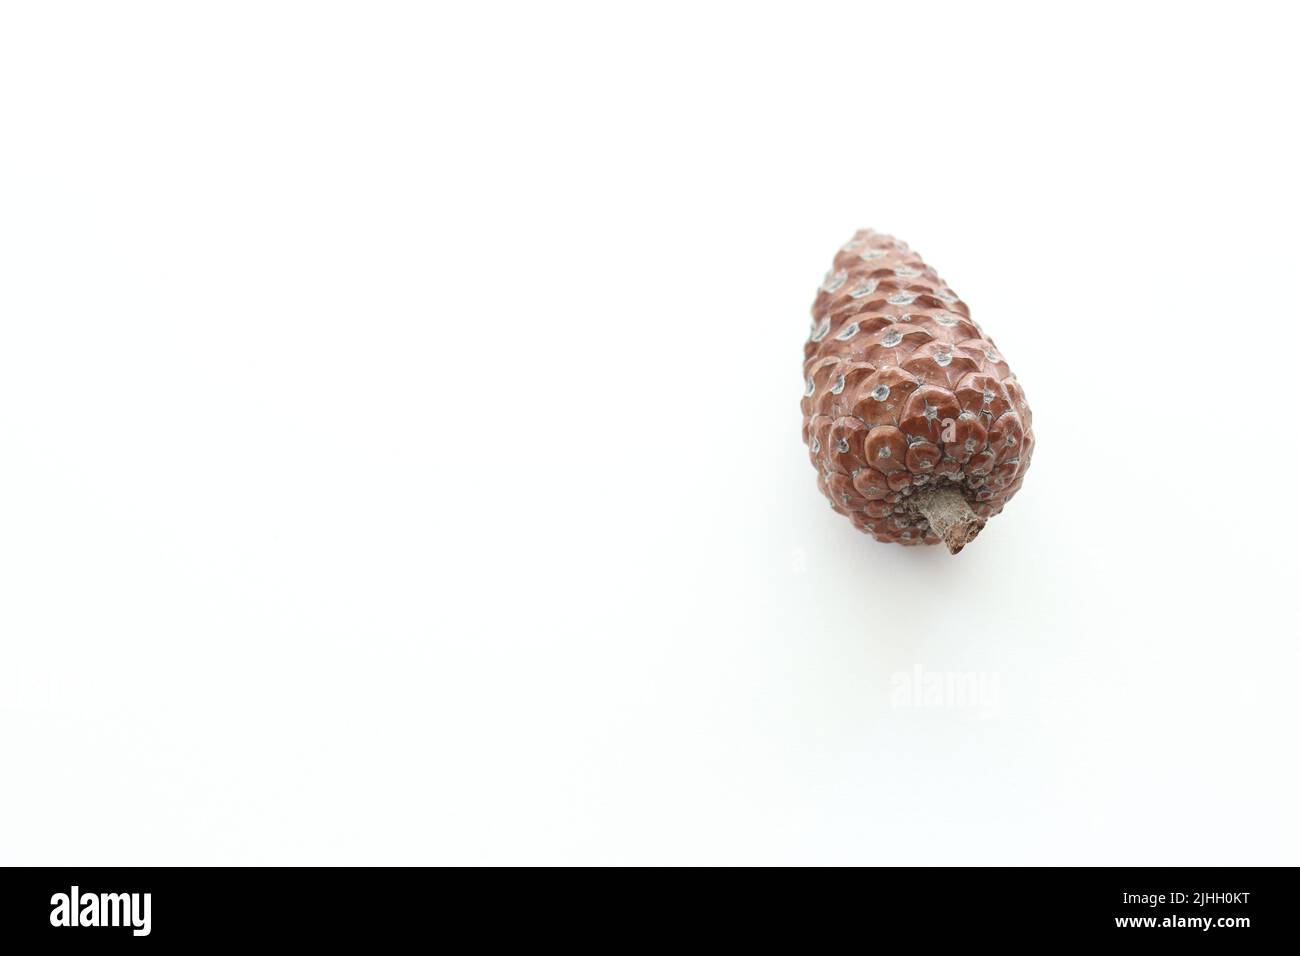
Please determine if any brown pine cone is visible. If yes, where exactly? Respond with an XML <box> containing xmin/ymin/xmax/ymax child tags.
<box><xmin>801</xmin><ymin>230</ymin><xmax>1034</xmax><ymax>554</ymax></box>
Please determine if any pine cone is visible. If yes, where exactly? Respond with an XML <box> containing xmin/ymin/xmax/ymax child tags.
<box><xmin>802</xmin><ymin>230</ymin><xmax>1033</xmax><ymax>553</ymax></box>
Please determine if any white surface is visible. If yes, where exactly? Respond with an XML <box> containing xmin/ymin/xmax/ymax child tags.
<box><xmin>1</xmin><ymin>2</ymin><xmax>1297</xmax><ymax>865</ymax></box>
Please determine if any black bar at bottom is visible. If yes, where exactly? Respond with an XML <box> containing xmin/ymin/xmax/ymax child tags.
<box><xmin>0</xmin><ymin>866</ymin><xmax>1294</xmax><ymax>944</ymax></box>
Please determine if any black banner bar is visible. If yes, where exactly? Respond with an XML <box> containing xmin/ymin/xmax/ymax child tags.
<box><xmin>0</xmin><ymin>866</ymin><xmax>1295</xmax><ymax>945</ymax></box>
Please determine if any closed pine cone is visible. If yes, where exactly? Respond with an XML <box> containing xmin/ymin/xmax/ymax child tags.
<box><xmin>801</xmin><ymin>230</ymin><xmax>1033</xmax><ymax>553</ymax></box>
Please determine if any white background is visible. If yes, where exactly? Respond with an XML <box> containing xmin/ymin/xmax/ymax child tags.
<box><xmin>2</xmin><ymin>2</ymin><xmax>1297</xmax><ymax>865</ymax></box>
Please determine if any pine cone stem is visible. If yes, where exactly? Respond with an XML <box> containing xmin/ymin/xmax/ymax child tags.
<box><xmin>912</xmin><ymin>486</ymin><xmax>985</xmax><ymax>555</ymax></box>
